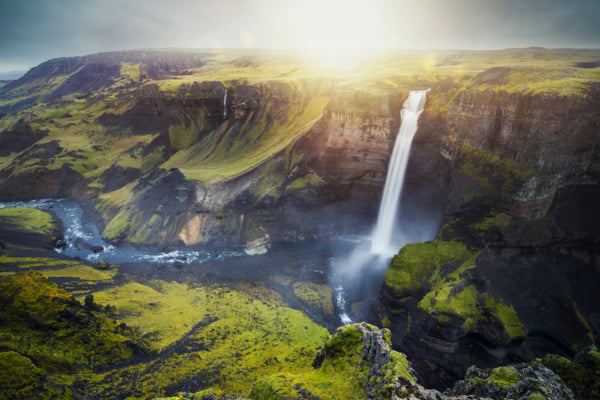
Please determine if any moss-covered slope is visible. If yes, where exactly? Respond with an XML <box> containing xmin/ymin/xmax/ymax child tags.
<box><xmin>0</xmin><ymin>256</ymin><xmax>417</xmax><ymax>400</ymax></box>
<box><xmin>0</xmin><ymin>271</ymin><xmax>153</xmax><ymax>398</ymax></box>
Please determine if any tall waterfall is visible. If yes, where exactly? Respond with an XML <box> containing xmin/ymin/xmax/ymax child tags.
<box><xmin>223</xmin><ymin>89</ymin><xmax>228</xmax><ymax>119</ymax></box>
<box><xmin>371</xmin><ymin>89</ymin><xmax>429</xmax><ymax>256</ymax></box>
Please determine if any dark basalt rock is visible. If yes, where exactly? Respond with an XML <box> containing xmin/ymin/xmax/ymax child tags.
<box><xmin>449</xmin><ymin>363</ymin><xmax>574</xmax><ymax>400</ymax></box>
<box><xmin>100</xmin><ymin>165</ymin><xmax>142</xmax><ymax>192</ymax></box>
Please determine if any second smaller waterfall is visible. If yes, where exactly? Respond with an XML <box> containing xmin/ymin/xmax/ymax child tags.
<box><xmin>223</xmin><ymin>89</ymin><xmax>228</xmax><ymax>119</ymax></box>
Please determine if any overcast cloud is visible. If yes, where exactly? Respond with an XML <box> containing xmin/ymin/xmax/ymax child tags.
<box><xmin>0</xmin><ymin>0</ymin><xmax>599</xmax><ymax>73</ymax></box>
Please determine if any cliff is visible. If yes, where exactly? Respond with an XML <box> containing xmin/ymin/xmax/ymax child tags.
<box><xmin>378</xmin><ymin>66</ymin><xmax>600</xmax><ymax>387</ymax></box>
<box><xmin>0</xmin><ymin>50</ymin><xmax>422</xmax><ymax>246</ymax></box>
<box><xmin>1</xmin><ymin>49</ymin><xmax>599</xmax><ymax>392</ymax></box>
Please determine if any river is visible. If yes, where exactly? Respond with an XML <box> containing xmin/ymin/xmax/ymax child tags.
<box><xmin>0</xmin><ymin>198</ymin><xmax>362</xmax><ymax>326</ymax></box>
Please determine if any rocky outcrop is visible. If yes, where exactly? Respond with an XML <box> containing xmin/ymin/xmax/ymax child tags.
<box><xmin>96</xmin><ymin>80</ymin><xmax>227</xmax><ymax>137</ymax></box>
<box><xmin>250</xmin><ymin>322</ymin><xmax>414</xmax><ymax>400</ymax></box>
<box><xmin>449</xmin><ymin>364</ymin><xmax>574</xmax><ymax>400</ymax></box>
<box><xmin>313</xmin><ymin>322</ymin><xmax>410</xmax><ymax>400</ymax></box>
<box><xmin>0</xmin><ymin>163</ymin><xmax>96</xmax><ymax>202</ymax></box>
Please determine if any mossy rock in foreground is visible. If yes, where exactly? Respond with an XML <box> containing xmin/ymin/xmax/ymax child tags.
<box><xmin>449</xmin><ymin>363</ymin><xmax>574</xmax><ymax>400</ymax></box>
<box><xmin>249</xmin><ymin>323</ymin><xmax>414</xmax><ymax>400</ymax></box>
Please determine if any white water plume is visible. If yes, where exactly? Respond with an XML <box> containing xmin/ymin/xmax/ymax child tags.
<box><xmin>332</xmin><ymin>89</ymin><xmax>429</xmax><ymax>325</ymax></box>
<box><xmin>371</xmin><ymin>89</ymin><xmax>429</xmax><ymax>257</ymax></box>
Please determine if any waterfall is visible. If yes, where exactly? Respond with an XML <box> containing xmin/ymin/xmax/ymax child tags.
<box><xmin>371</xmin><ymin>89</ymin><xmax>429</xmax><ymax>256</ymax></box>
<box><xmin>223</xmin><ymin>89</ymin><xmax>228</xmax><ymax>119</ymax></box>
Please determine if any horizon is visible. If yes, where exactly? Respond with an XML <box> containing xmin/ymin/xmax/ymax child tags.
<box><xmin>2</xmin><ymin>45</ymin><xmax>600</xmax><ymax>80</ymax></box>
<box><xmin>1</xmin><ymin>0</ymin><xmax>600</xmax><ymax>74</ymax></box>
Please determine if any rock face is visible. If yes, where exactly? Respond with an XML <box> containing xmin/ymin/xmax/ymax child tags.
<box><xmin>295</xmin><ymin>87</ymin><xmax>405</xmax><ymax>203</ymax></box>
<box><xmin>394</xmin><ymin>361</ymin><xmax>576</xmax><ymax>400</ymax></box>
<box><xmin>377</xmin><ymin>67</ymin><xmax>600</xmax><ymax>389</ymax></box>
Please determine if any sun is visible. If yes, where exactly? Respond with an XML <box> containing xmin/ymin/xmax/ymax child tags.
<box><xmin>283</xmin><ymin>0</ymin><xmax>387</xmax><ymax>70</ymax></box>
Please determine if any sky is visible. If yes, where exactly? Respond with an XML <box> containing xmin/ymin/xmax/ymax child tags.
<box><xmin>1</xmin><ymin>0</ymin><xmax>599</xmax><ymax>73</ymax></box>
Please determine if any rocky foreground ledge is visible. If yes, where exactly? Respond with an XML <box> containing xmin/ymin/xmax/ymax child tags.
<box><xmin>248</xmin><ymin>322</ymin><xmax>595</xmax><ymax>400</ymax></box>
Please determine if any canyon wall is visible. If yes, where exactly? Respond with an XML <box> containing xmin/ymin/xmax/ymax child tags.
<box><xmin>377</xmin><ymin>69</ymin><xmax>600</xmax><ymax>387</ymax></box>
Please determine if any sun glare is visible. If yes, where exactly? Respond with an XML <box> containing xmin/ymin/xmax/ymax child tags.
<box><xmin>284</xmin><ymin>0</ymin><xmax>386</xmax><ymax>70</ymax></box>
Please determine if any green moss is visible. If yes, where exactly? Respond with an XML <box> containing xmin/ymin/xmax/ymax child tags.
<box><xmin>0</xmin><ymin>272</ymin><xmax>152</xmax><ymax>374</ymax></box>
<box><xmin>472</xmin><ymin>66</ymin><xmax>594</xmax><ymax>98</ymax></box>
<box><xmin>572</xmin><ymin>302</ymin><xmax>596</xmax><ymax>344</ymax></box>
<box><xmin>421</xmin><ymin>281</ymin><xmax>526</xmax><ymax>341</ymax></box>
<box><xmin>249</xmin><ymin>324</ymin><xmax>413</xmax><ymax>400</ymax></box>
<box><xmin>0</xmin><ymin>351</ymin><xmax>45</xmax><ymax>398</ymax></box>
<box><xmin>253</xmin><ymin>163</ymin><xmax>286</xmax><ymax>201</ymax></box>
<box><xmin>42</xmin><ymin>265</ymin><xmax>118</xmax><ymax>281</ymax></box>
<box><xmin>381</xmin><ymin>239</ymin><xmax>524</xmax><ymax>342</ymax></box>
<box><xmin>168</xmin><ymin>108</ymin><xmax>210</xmax><ymax>150</ymax></box>
<box><xmin>413</xmin><ymin>244</ymin><xmax>526</xmax><ymax>341</ymax></box>
<box><xmin>0</xmin><ymin>207</ymin><xmax>58</xmax><ymax>236</ymax></box>
<box><xmin>162</xmin><ymin>85</ymin><xmax>329</xmax><ymax>184</ymax></box>
<box><xmin>293</xmin><ymin>281</ymin><xmax>333</xmax><ymax>316</ymax></box>
<box><xmin>287</xmin><ymin>169</ymin><xmax>325</xmax><ymax>192</ymax></box>
<box><xmin>84</xmin><ymin>279</ymin><xmax>330</xmax><ymax>398</ymax></box>
<box><xmin>457</xmin><ymin>143</ymin><xmax>532</xmax><ymax>202</ymax></box>
<box><xmin>91</xmin><ymin>281</ymin><xmax>211</xmax><ymax>349</ymax></box>
<box><xmin>141</xmin><ymin>145</ymin><xmax>166</xmax><ymax>173</ymax></box>
<box><xmin>383</xmin><ymin>239</ymin><xmax>474</xmax><ymax>296</ymax></box>
<box><xmin>491</xmin><ymin>298</ymin><xmax>528</xmax><ymax>339</ymax></box>
<box><xmin>248</xmin><ymin>374</ymin><xmax>298</xmax><ymax>400</ymax></box>
<box><xmin>540</xmin><ymin>351</ymin><xmax>600</xmax><ymax>400</ymax></box>
<box><xmin>102</xmin><ymin>207</ymin><xmax>142</xmax><ymax>240</ymax></box>
<box><xmin>120</xmin><ymin>62</ymin><xmax>142</xmax><ymax>82</ymax></box>
<box><xmin>0</xmin><ymin>259</ymin><xmax>418</xmax><ymax>400</ymax></box>
<box><xmin>0</xmin><ymin>255</ymin><xmax>82</xmax><ymax>269</ymax></box>
<box><xmin>380</xmin><ymin>314</ymin><xmax>391</xmax><ymax>329</ymax></box>
<box><xmin>487</xmin><ymin>366</ymin><xmax>520</xmax><ymax>388</ymax></box>
<box><xmin>95</xmin><ymin>181</ymin><xmax>137</xmax><ymax>220</ymax></box>
<box><xmin>471</xmin><ymin>212</ymin><xmax>512</xmax><ymax>231</ymax></box>
<box><xmin>321</xmin><ymin>325</ymin><xmax>363</xmax><ymax>357</ymax></box>
<box><xmin>527</xmin><ymin>394</ymin><xmax>546</xmax><ymax>400</ymax></box>
<box><xmin>36</xmin><ymin>99</ymin><xmax>89</xmax><ymax>120</ymax></box>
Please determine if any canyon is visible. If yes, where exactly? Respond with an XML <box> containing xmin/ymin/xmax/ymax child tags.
<box><xmin>0</xmin><ymin>48</ymin><xmax>599</xmax><ymax>398</ymax></box>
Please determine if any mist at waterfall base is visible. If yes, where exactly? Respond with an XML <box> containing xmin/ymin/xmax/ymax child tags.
<box><xmin>331</xmin><ymin>90</ymin><xmax>440</xmax><ymax>324</ymax></box>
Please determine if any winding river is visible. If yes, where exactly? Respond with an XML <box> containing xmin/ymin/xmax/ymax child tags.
<box><xmin>0</xmin><ymin>198</ymin><xmax>361</xmax><ymax>325</ymax></box>
<box><xmin>0</xmin><ymin>198</ymin><xmax>246</xmax><ymax>264</ymax></box>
